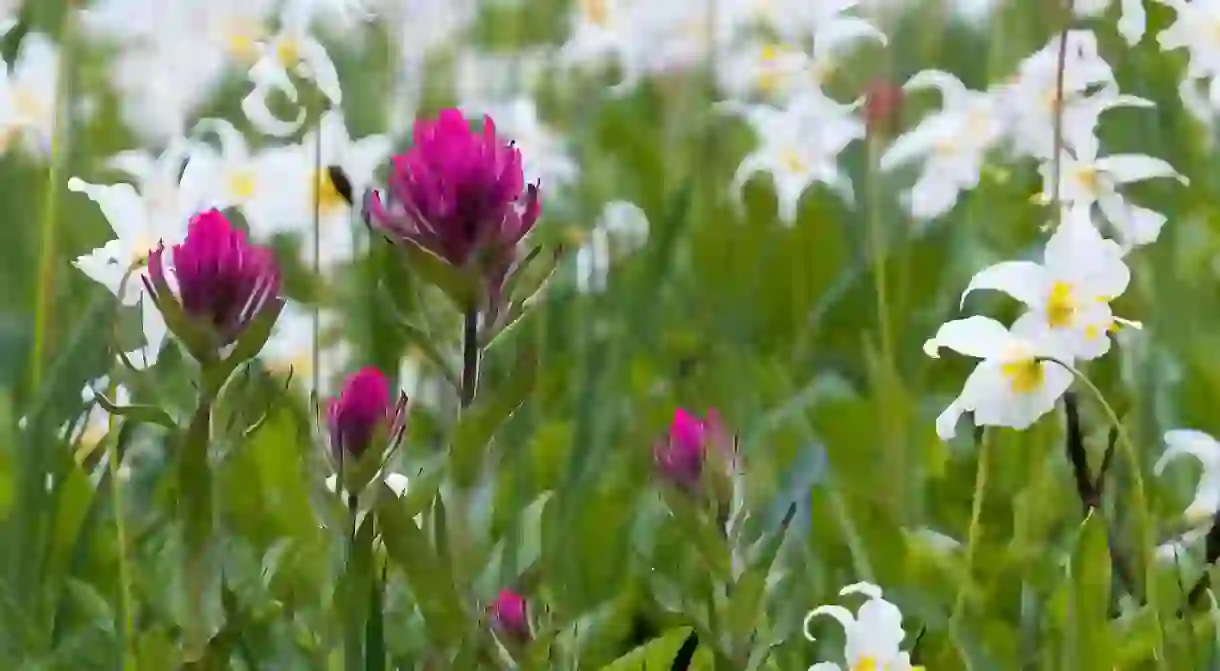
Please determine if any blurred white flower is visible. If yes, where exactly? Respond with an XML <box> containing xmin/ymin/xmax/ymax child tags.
<box><xmin>187</xmin><ymin>118</ymin><xmax>287</xmax><ymax>235</ymax></box>
<box><xmin>960</xmin><ymin>206</ymin><xmax>1133</xmax><ymax>361</ymax></box>
<box><xmin>729</xmin><ymin>92</ymin><xmax>863</xmax><ymax>223</ymax></box>
<box><xmin>717</xmin><ymin>41</ymin><xmax>815</xmax><ymax>104</ymax></box>
<box><xmin>1154</xmin><ymin>429</ymin><xmax>1220</xmax><ymax>525</ymax></box>
<box><xmin>924</xmin><ymin>315</ymin><xmax>1074</xmax><ymax>440</ymax></box>
<box><xmin>70</xmin><ymin>139</ymin><xmax>219</xmax><ymax>368</ymax></box>
<box><xmin>1074</xmin><ymin>0</ymin><xmax>1146</xmax><ymax>46</ymax></box>
<box><xmin>880</xmin><ymin>70</ymin><xmax>1004</xmax><ymax>220</ymax></box>
<box><xmin>1154</xmin><ymin>0</ymin><xmax>1220</xmax><ymax>115</ymax></box>
<box><xmin>247</xmin><ymin>110</ymin><xmax>390</xmax><ymax>267</ymax></box>
<box><xmin>242</xmin><ymin>7</ymin><xmax>343</xmax><ymax>136</ymax></box>
<box><xmin>475</xmin><ymin>97</ymin><xmax>579</xmax><ymax>189</ymax></box>
<box><xmin>997</xmin><ymin>30</ymin><xmax>1116</xmax><ymax>159</ymax></box>
<box><xmin>1038</xmin><ymin>144</ymin><xmax>1186</xmax><ymax>249</ymax></box>
<box><xmin>75</xmin><ymin>378</ymin><xmax>132</xmax><ymax>450</ymax></box>
<box><xmin>802</xmin><ymin>582</ymin><xmax>919</xmax><ymax>671</ymax></box>
<box><xmin>260</xmin><ymin>302</ymin><xmax>350</xmax><ymax>394</ymax></box>
<box><xmin>1155</xmin><ymin>526</ymin><xmax>1208</xmax><ymax>565</ymax></box>
<box><xmin>0</xmin><ymin>33</ymin><xmax>59</xmax><ymax>159</ymax></box>
<box><xmin>574</xmin><ymin>200</ymin><xmax>650</xmax><ymax>294</ymax></box>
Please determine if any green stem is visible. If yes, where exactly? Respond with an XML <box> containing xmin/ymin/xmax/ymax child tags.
<box><xmin>107</xmin><ymin>381</ymin><xmax>137</xmax><ymax>671</ymax></box>
<box><xmin>345</xmin><ymin>494</ymin><xmax>363</xmax><ymax>671</ymax></box>
<box><xmin>181</xmin><ymin>399</ymin><xmax>214</xmax><ymax>662</ymax></box>
<box><xmin>460</xmin><ymin>309</ymin><xmax>480</xmax><ymax>408</ymax></box>
<box><xmin>29</xmin><ymin>4</ymin><xmax>76</xmax><ymax>393</ymax></box>
<box><xmin>1048</xmin><ymin>358</ymin><xmax>1163</xmax><ymax>659</ymax></box>
<box><xmin>951</xmin><ymin>428</ymin><xmax>990</xmax><ymax>640</ymax></box>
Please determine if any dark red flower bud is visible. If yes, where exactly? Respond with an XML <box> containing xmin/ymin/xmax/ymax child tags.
<box><xmin>488</xmin><ymin>589</ymin><xmax>530</xmax><ymax>642</ymax></box>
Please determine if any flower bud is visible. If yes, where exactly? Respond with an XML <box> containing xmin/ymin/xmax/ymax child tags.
<box><xmin>653</xmin><ymin>408</ymin><xmax>730</xmax><ymax>491</ymax></box>
<box><xmin>143</xmin><ymin>209</ymin><xmax>282</xmax><ymax>360</ymax></box>
<box><xmin>488</xmin><ymin>589</ymin><xmax>530</xmax><ymax>642</ymax></box>
<box><xmin>864</xmin><ymin>78</ymin><xmax>903</xmax><ymax>138</ymax></box>
<box><xmin>363</xmin><ymin>108</ymin><xmax>541</xmax><ymax>310</ymax></box>
<box><xmin>325</xmin><ymin>368</ymin><xmax>408</xmax><ymax>487</ymax></box>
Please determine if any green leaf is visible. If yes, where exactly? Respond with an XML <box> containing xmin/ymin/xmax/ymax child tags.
<box><xmin>395</xmin><ymin>238</ymin><xmax>479</xmax><ymax>312</ymax></box>
<box><xmin>598</xmin><ymin>626</ymin><xmax>695</xmax><ymax>671</ymax></box>
<box><xmin>660</xmin><ymin>488</ymin><xmax>731</xmax><ymax>582</ymax></box>
<box><xmin>450</xmin><ymin>348</ymin><xmax>538</xmax><ymax>487</ymax></box>
<box><xmin>1070</xmin><ymin>511</ymin><xmax>1113</xmax><ymax>671</ymax></box>
<box><xmin>384</xmin><ymin>313</ymin><xmax>458</xmax><ymax>389</ymax></box>
<box><xmin>89</xmin><ymin>394</ymin><xmax>177</xmax><ymax>431</ymax></box>
<box><xmin>375</xmin><ymin>487</ymin><xmax>466</xmax><ymax>647</ymax></box>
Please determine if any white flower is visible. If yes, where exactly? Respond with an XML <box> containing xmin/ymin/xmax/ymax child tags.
<box><xmin>1154</xmin><ymin>429</ymin><xmax>1220</xmax><ymax>525</ymax></box>
<box><xmin>960</xmin><ymin>207</ymin><xmax>1133</xmax><ymax>361</ymax></box>
<box><xmin>69</xmin><ymin>140</ymin><xmax>219</xmax><ymax>369</ymax></box>
<box><xmin>75</xmin><ymin>378</ymin><xmax>132</xmax><ymax>449</ymax></box>
<box><xmin>717</xmin><ymin>41</ymin><xmax>816</xmax><ymax>104</ymax></box>
<box><xmin>573</xmin><ymin>200</ymin><xmax>650</xmax><ymax>294</ymax></box>
<box><xmin>260</xmin><ymin>302</ymin><xmax>350</xmax><ymax>394</ymax></box>
<box><xmin>1074</xmin><ymin>0</ymin><xmax>1146</xmax><ymax>46</ymax></box>
<box><xmin>187</xmin><ymin>118</ymin><xmax>286</xmax><ymax>235</ymax></box>
<box><xmin>0</xmin><ymin>33</ymin><xmax>59</xmax><ymax>158</ymax></box>
<box><xmin>242</xmin><ymin>7</ymin><xmax>342</xmax><ymax>136</ymax></box>
<box><xmin>730</xmin><ymin>93</ymin><xmax>863</xmax><ymax>222</ymax></box>
<box><xmin>1039</xmin><ymin>143</ymin><xmax>1186</xmax><ymax>249</ymax></box>
<box><xmin>997</xmin><ymin>30</ymin><xmax>1116</xmax><ymax>159</ymax></box>
<box><xmin>803</xmin><ymin>582</ymin><xmax>918</xmax><ymax>671</ymax></box>
<box><xmin>469</xmin><ymin>97</ymin><xmax>579</xmax><ymax>190</ymax></box>
<box><xmin>880</xmin><ymin>70</ymin><xmax>1004</xmax><ymax>220</ymax></box>
<box><xmin>924</xmin><ymin>315</ymin><xmax>1075</xmax><ymax>440</ymax></box>
<box><xmin>246</xmin><ymin>110</ymin><xmax>390</xmax><ymax>267</ymax></box>
<box><xmin>1154</xmin><ymin>0</ymin><xmax>1220</xmax><ymax>113</ymax></box>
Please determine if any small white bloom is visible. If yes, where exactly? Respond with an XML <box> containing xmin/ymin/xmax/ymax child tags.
<box><xmin>880</xmin><ymin>70</ymin><xmax>1004</xmax><ymax>220</ymax></box>
<box><xmin>0</xmin><ymin>33</ymin><xmax>60</xmax><ymax>159</ymax></box>
<box><xmin>1039</xmin><ymin>143</ymin><xmax>1187</xmax><ymax>249</ymax></box>
<box><xmin>1074</xmin><ymin>0</ymin><xmax>1146</xmax><ymax>46</ymax></box>
<box><xmin>960</xmin><ymin>206</ymin><xmax>1132</xmax><ymax>361</ymax></box>
<box><xmin>730</xmin><ymin>93</ymin><xmax>863</xmax><ymax>222</ymax></box>
<box><xmin>242</xmin><ymin>7</ymin><xmax>343</xmax><ymax>136</ymax></box>
<box><xmin>1154</xmin><ymin>429</ymin><xmax>1220</xmax><ymax>524</ymax></box>
<box><xmin>802</xmin><ymin>582</ymin><xmax>918</xmax><ymax>671</ymax></box>
<box><xmin>924</xmin><ymin>315</ymin><xmax>1075</xmax><ymax>440</ymax></box>
<box><xmin>717</xmin><ymin>41</ymin><xmax>815</xmax><ymax>104</ymax></box>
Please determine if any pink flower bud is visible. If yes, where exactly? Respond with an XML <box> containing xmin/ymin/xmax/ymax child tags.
<box><xmin>488</xmin><ymin>589</ymin><xmax>530</xmax><ymax>642</ymax></box>
<box><xmin>653</xmin><ymin>408</ymin><xmax>729</xmax><ymax>490</ymax></box>
<box><xmin>864</xmin><ymin>78</ymin><xmax>903</xmax><ymax>138</ymax></box>
<box><xmin>143</xmin><ymin>209</ymin><xmax>282</xmax><ymax>352</ymax></box>
<box><xmin>363</xmin><ymin>109</ymin><xmax>541</xmax><ymax>303</ymax></box>
<box><xmin>326</xmin><ymin>368</ymin><xmax>408</xmax><ymax>461</ymax></box>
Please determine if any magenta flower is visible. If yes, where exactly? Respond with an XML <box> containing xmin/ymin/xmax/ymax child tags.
<box><xmin>363</xmin><ymin>108</ymin><xmax>541</xmax><ymax>289</ymax></box>
<box><xmin>143</xmin><ymin>209</ymin><xmax>282</xmax><ymax>355</ymax></box>
<box><xmin>653</xmin><ymin>409</ymin><xmax>730</xmax><ymax>490</ymax></box>
<box><xmin>488</xmin><ymin>589</ymin><xmax>530</xmax><ymax>642</ymax></box>
<box><xmin>326</xmin><ymin>368</ymin><xmax>408</xmax><ymax>462</ymax></box>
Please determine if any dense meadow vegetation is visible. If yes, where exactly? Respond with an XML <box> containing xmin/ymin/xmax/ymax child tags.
<box><xmin>8</xmin><ymin>0</ymin><xmax>1220</xmax><ymax>668</ymax></box>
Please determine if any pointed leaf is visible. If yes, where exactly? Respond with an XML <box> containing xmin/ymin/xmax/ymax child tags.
<box><xmin>396</xmin><ymin>239</ymin><xmax>479</xmax><ymax>311</ymax></box>
<box><xmin>90</xmin><ymin>394</ymin><xmax>177</xmax><ymax>431</ymax></box>
<box><xmin>1070</xmin><ymin>511</ymin><xmax>1113</xmax><ymax>671</ymax></box>
<box><xmin>451</xmin><ymin>348</ymin><xmax>537</xmax><ymax>486</ymax></box>
<box><xmin>598</xmin><ymin>627</ymin><xmax>695</xmax><ymax>671</ymax></box>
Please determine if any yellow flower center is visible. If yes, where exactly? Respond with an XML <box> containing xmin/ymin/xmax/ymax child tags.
<box><xmin>1073</xmin><ymin>167</ymin><xmax>1100</xmax><ymax>195</ymax></box>
<box><xmin>581</xmin><ymin>0</ymin><xmax>610</xmax><ymax>26</ymax></box>
<box><xmin>757</xmin><ymin>44</ymin><xmax>781</xmax><ymax>92</ymax></box>
<box><xmin>275</xmin><ymin>37</ymin><xmax>300</xmax><ymax>67</ymax></box>
<box><xmin>1084</xmin><ymin>324</ymin><xmax>1100</xmax><ymax>340</ymax></box>
<box><xmin>781</xmin><ymin>149</ymin><xmax>805</xmax><ymax>173</ymax></box>
<box><xmin>853</xmin><ymin>658</ymin><xmax>878</xmax><ymax>671</ymax></box>
<box><xmin>225</xmin><ymin>20</ymin><xmax>267</xmax><ymax>62</ymax></box>
<box><xmin>313</xmin><ymin>169</ymin><xmax>347</xmax><ymax>215</ymax></box>
<box><xmin>1001</xmin><ymin>358</ymin><xmax>1044</xmax><ymax>394</ymax></box>
<box><xmin>229</xmin><ymin>169</ymin><xmax>257</xmax><ymax>200</ymax></box>
<box><xmin>1045</xmin><ymin>280</ymin><xmax>1076</xmax><ymax>328</ymax></box>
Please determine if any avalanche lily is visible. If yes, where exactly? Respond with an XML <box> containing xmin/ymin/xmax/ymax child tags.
<box><xmin>803</xmin><ymin>582</ymin><xmax>922</xmax><ymax>671</ymax></box>
<box><xmin>1154</xmin><ymin>429</ymin><xmax>1220</xmax><ymax>525</ymax></box>
<box><xmin>924</xmin><ymin>316</ymin><xmax>1075</xmax><ymax>440</ymax></box>
<box><xmin>960</xmin><ymin>206</ymin><xmax>1133</xmax><ymax>361</ymax></box>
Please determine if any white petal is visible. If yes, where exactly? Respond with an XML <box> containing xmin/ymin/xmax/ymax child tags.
<box><xmin>903</xmin><ymin>69</ymin><xmax>969</xmax><ymax>110</ymax></box>
<box><xmin>1094</xmin><ymin>154</ymin><xmax>1187</xmax><ymax>185</ymax></box>
<box><xmin>68</xmin><ymin>178</ymin><xmax>148</xmax><ymax>241</ymax></box>
<box><xmin>839</xmin><ymin>582</ymin><xmax>884</xmax><ymax>599</ymax></box>
<box><xmin>806</xmin><ymin>604</ymin><xmax>855</xmax><ymax>636</ymax></box>
<box><xmin>299</xmin><ymin>38</ymin><xmax>342</xmax><ymax>105</ymax></box>
<box><xmin>923</xmin><ymin>316</ymin><xmax>1015</xmax><ymax>360</ymax></box>
<box><xmin>242</xmin><ymin>83</ymin><xmax>306</xmax><ymax>137</ymax></box>
<box><xmin>960</xmin><ymin>260</ymin><xmax>1049</xmax><ymax>309</ymax></box>
<box><xmin>1156</xmin><ymin>430</ymin><xmax>1220</xmax><ymax>475</ymax></box>
<box><xmin>1117</xmin><ymin>0</ymin><xmax>1147</xmax><ymax>46</ymax></box>
<box><xmin>383</xmin><ymin>472</ymin><xmax>410</xmax><ymax>497</ymax></box>
<box><xmin>325</xmin><ymin>474</ymin><xmax>339</xmax><ymax>494</ymax></box>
